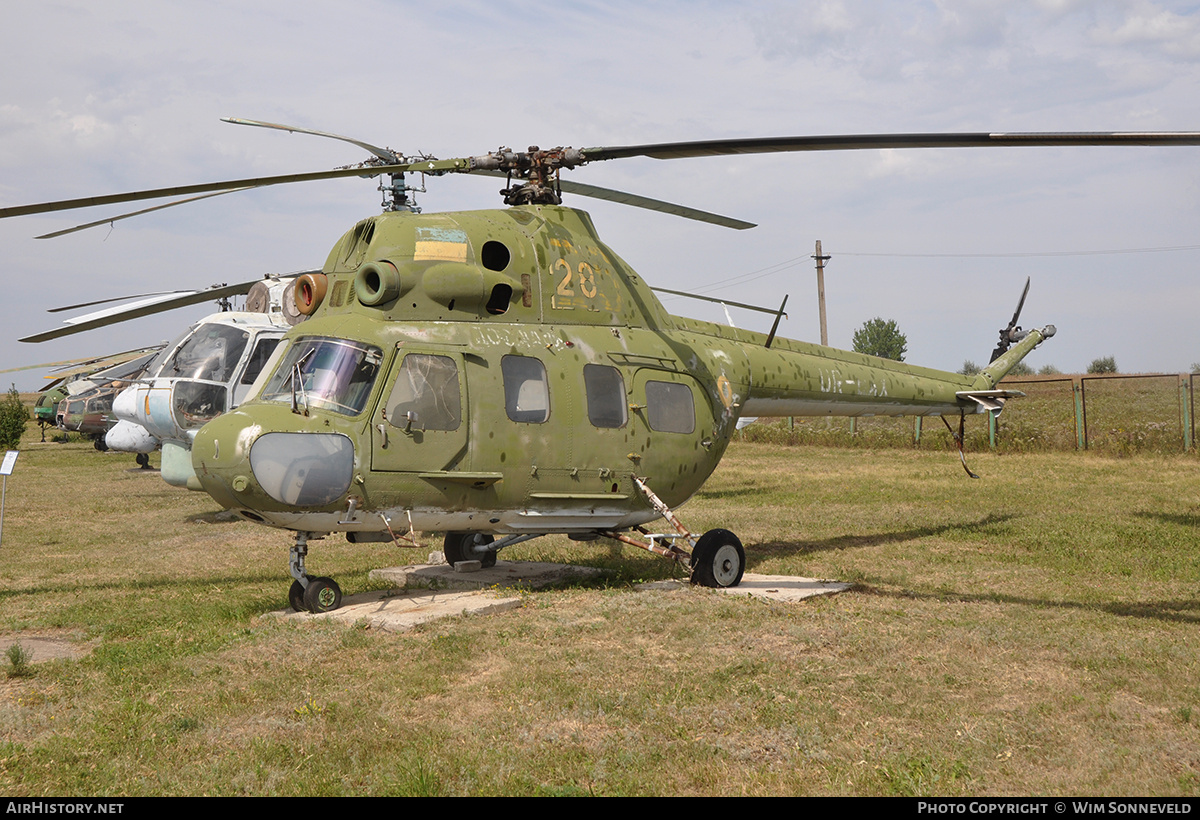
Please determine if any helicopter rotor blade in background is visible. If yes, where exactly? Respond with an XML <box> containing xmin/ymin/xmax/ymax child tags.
<box><xmin>0</xmin><ymin>346</ymin><xmax>166</xmax><ymax>377</ymax></box>
<box><xmin>48</xmin><ymin>291</ymin><xmax>201</xmax><ymax>313</ymax></box>
<box><xmin>19</xmin><ymin>278</ymin><xmax>290</xmax><ymax>343</ymax></box>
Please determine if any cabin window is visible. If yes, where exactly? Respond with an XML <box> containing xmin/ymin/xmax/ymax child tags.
<box><xmin>645</xmin><ymin>380</ymin><xmax>695</xmax><ymax>434</ymax></box>
<box><xmin>502</xmin><ymin>355</ymin><xmax>550</xmax><ymax>423</ymax></box>
<box><xmin>386</xmin><ymin>354</ymin><xmax>461</xmax><ymax>431</ymax></box>
<box><xmin>583</xmin><ymin>364</ymin><xmax>627</xmax><ymax>428</ymax></box>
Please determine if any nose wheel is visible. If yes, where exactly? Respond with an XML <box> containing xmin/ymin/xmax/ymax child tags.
<box><xmin>287</xmin><ymin>532</ymin><xmax>344</xmax><ymax>613</ymax></box>
<box><xmin>288</xmin><ymin>575</ymin><xmax>343</xmax><ymax>613</ymax></box>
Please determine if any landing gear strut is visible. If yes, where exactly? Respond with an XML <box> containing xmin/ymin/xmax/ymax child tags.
<box><xmin>600</xmin><ymin>476</ymin><xmax>747</xmax><ymax>588</ymax></box>
<box><xmin>287</xmin><ymin>531</ymin><xmax>343</xmax><ymax>613</ymax></box>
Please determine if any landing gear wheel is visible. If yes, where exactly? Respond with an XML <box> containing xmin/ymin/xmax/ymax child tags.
<box><xmin>288</xmin><ymin>580</ymin><xmax>306</xmax><ymax>612</ymax></box>
<box><xmin>135</xmin><ymin>453</ymin><xmax>150</xmax><ymax>469</ymax></box>
<box><xmin>93</xmin><ymin>438</ymin><xmax>108</xmax><ymax>452</ymax></box>
<box><xmin>690</xmin><ymin>528</ymin><xmax>745</xmax><ymax>588</ymax></box>
<box><xmin>443</xmin><ymin>532</ymin><xmax>496</xmax><ymax>568</ymax></box>
<box><xmin>301</xmin><ymin>576</ymin><xmax>342</xmax><ymax>613</ymax></box>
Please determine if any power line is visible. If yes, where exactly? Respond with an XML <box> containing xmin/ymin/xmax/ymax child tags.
<box><xmin>836</xmin><ymin>244</ymin><xmax>1200</xmax><ymax>258</ymax></box>
<box><xmin>661</xmin><ymin>242</ymin><xmax>1200</xmax><ymax>303</ymax></box>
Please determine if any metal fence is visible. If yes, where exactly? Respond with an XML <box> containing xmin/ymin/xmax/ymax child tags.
<box><xmin>998</xmin><ymin>373</ymin><xmax>1194</xmax><ymax>453</ymax></box>
<box><xmin>746</xmin><ymin>373</ymin><xmax>1198</xmax><ymax>455</ymax></box>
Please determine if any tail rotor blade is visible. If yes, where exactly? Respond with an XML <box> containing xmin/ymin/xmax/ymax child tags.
<box><xmin>990</xmin><ymin>276</ymin><xmax>1032</xmax><ymax>362</ymax></box>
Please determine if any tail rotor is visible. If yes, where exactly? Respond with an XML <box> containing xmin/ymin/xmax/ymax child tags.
<box><xmin>990</xmin><ymin>276</ymin><xmax>1031</xmax><ymax>362</ymax></box>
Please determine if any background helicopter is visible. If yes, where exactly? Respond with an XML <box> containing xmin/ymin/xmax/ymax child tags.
<box><xmin>2</xmin><ymin>348</ymin><xmax>163</xmax><ymax>447</ymax></box>
<box><xmin>23</xmin><ymin>274</ymin><xmax>316</xmax><ymax>485</ymax></box>
<box><xmin>4</xmin><ymin>121</ymin><xmax>1198</xmax><ymax>614</ymax></box>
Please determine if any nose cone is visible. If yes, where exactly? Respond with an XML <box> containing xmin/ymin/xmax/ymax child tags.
<box><xmin>105</xmin><ymin>419</ymin><xmax>159</xmax><ymax>453</ymax></box>
<box><xmin>192</xmin><ymin>410</ymin><xmax>257</xmax><ymax>510</ymax></box>
<box><xmin>192</xmin><ymin>408</ymin><xmax>356</xmax><ymax>513</ymax></box>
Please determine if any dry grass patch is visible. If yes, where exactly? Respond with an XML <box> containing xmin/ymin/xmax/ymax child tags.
<box><xmin>0</xmin><ymin>430</ymin><xmax>1198</xmax><ymax>794</ymax></box>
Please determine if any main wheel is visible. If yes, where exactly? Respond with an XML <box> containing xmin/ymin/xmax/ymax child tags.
<box><xmin>690</xmin><ymin>529</ymin><xmax>745</xmax><ymax>588</ymax></box>
<box><xmin>302</xmin><ymin>576</ymin><xmax>342</xmax><ymax>613</ymax></box>
<box><xmin>443</xmin><ymin>532</ymin><xmax>496</xmax><ymax>568</ymax></box>
<box><xmin>135</xmin><ymin>453</ymin><xmax>150</xmax><ymax>469</ymax></box>
<box><xmin>288</xmin><ymin>579</ymin><xmax>306</xmax><ymax>612</ymax></box>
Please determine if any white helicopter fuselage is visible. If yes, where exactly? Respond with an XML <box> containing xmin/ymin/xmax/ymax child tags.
<box><xmin>106</xmin><ymin>310</ymin><xmax>291</xmax><ymax>486</ymax></box>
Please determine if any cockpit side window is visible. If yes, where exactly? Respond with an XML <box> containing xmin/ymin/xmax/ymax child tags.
<box><xmin>240</xmin><ymin>337</ymin><xmax>282</xmax><ymax>386</ymax></box>
<box><xmin>502</xmin><ymin>355</ymin><xmax>550</xmax><ymax>423</ymax></box>
<box><xmin>386</xmin><ymin>354</ymin><xmax>461</xmax><ymax>431</ymax></box>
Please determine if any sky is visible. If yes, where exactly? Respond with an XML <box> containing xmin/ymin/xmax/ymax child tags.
<box><xmin>2</xmin><ymin>0</ymin><xmax>1199</xmax><ymax>391</ymax></box>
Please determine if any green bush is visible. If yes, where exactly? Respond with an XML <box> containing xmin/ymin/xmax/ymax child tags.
<box><xmin>1088</xmin><ymin>356</ymin><xmax>1118</xmax><ymax>374</ymax></box>
<box><xmin>0</xmin><ymin>385</ymin><xmax>27</xmax><ymax>450</ymax></box>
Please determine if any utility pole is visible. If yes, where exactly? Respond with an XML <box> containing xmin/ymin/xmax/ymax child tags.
<box><xmin>813</xmin><ymin>240</ymin><xmax>830</xmax><ymax>346</ymax></box>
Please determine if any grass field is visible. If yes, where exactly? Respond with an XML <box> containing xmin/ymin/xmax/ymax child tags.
<box><xmin>1</xmin><ymin>425</ymin><xmax>1198</xmax><ymax>796</ymax></box>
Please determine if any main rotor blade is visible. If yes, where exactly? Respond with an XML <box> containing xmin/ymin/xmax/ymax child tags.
<box><xmin>35</xmin><ymin>188</ymin><xmax>253</xmax><ymax>239</ymax></box>
<box><xmin>0</xmin><ymin>160</ymin><xmax>466</xmax><ymax>220</ymax></box>
<box><xmin>581</xmin><ymin>132</ymin><xmax>1200</xmax><ymax>161</ymax></box>
<box><xmin>222</xmin><ymin>117</ymin><xmax>402</xmax><ymax>163</ymax></box>
<box><xmin>467</xmin><ymin>169</ymin><xmax>754</xmax><ymax>229</ymax></box>
<box><xmin>20</xmin><ymin>278</ymin><xmax>272</xmax><ymax>343</ymax></box>
<box><xmin>558</xmin><ymin>179</ymin><xmax>755</xmax><ymax>229</ymax></box>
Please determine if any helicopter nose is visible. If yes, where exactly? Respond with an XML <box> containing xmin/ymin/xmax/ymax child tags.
<box><xmin>105</xmin><ymin>419</ymin><xmax>158</xmax><ymax>453</ymax></box>
<box><xmin>248</xmin><ymin>432</ymin><xmax>355</xmax><ymax>506</ymax></box>
<box><xmin>194</xmin><ymin>413</ymin><xmax>355</xmax><ymax>509</ymax></box>
<box><xmin>112</xmin><ymin>385</ymin><xmax>139</xmax><ymax>423</ymax></box>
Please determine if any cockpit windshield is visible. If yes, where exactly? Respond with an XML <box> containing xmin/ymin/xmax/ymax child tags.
<box><xmin>260</xmin><ymin>337</ymin><xmax>382</xmax><ymax>416</ymax></box>
<box><xmin>162</xmin><ymin>324</ymin><xmax>250</xmax><ymax>383</ymax></box>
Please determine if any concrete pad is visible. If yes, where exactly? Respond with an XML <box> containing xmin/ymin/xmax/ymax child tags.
<box><xmin>638</xmin><ymin>572</ymin><xmax>851</xmax><ymax>602</ymax></box>
<box><xmin>369</xmin><ymin>560</ymin><xmax>609</xmax><ymax>591</ymax></box>
<box><xmin>0</xmin><ymin>632</ymin><xmax>93</xmax><ymax>664</ymax></box>
<box><xmin>269</xmin><ymin>563</ymin><xmax>847</xmax><ymax>634</ymax></box>
<box><xmin>269</xmin><ymin>588</ymin><xmax>521</xmax><ymax>633</ymax></box>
